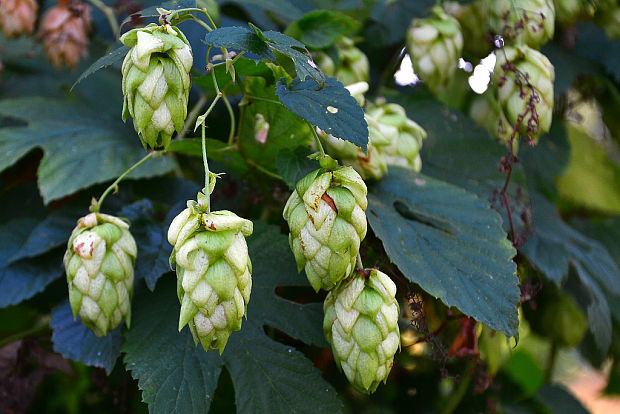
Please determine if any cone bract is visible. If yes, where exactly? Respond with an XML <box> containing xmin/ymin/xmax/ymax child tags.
<box><xmin>315</xmin><ymin>37</ymin><xmax>369</xmax><ymax>86</ymax></box>
<box><xmin>121</xmin><ymin>23</ymin><xmax>193</xmax><ymax>150</ymax></box>
<box><xmin>490</xmin><ymin>0</ymin><xmax>555</xmax><ymax>48</ymax></box>
<box><xmin>283</xmin><ymin>167</ymin><xmax>368</xmax><ymax>292</ymax></box>
<box><xmin>323</xmin><ymin>269</ymin><xmax>400</xmax><ymax>394</ymax></box>
<box><xmin>39</xmin><ymin>2</ymin><xmax>91</xmax><ymax>68</ymax></box>
<box><xmin>168</xmin><ymin>199</ymin><xmax>253</xmax><ymax>353</ymax></box>
<box><xmin>0</xmin><ymin>0</ymin><xmax>37</xmax><ymax>38</ymax></box>
<box><xmin>63</xmin><ymin>213</ymin><xmax>137</xmax><ymax>336</ymax></box>
<box><xmin>406</xmin><ymin>6</ymin><xmax>463</xmax><ymax>93</ymax></box>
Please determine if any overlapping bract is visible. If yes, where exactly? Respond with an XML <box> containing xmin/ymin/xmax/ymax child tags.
<box><xmin>406</xmin><ymin>6</ymin><xmax>463</xmax><ymax>93</ymax></box>
<box><xmin>283</xmin><ymin>167</ymin><xmax>367</xmax><ymax>292</ymax></box>
<box><xmin>168</xmin><ymin>198</ymin><xmax>253</xmax><ymax>353</ymax></box>
<box><xmin>490</xmin><ymin>0</ymin><xmax>555</xmax><ymax>48</ymax></box>
<box><xmin>323</xmin><ymin>269</ymin><xmax>400</xmax><ymax>394</ymax></box>
<box><xmin>63</xmin><ymin>213</ymin><xmax>137</xmax><ymax>336</ymax></box>
<box><xmin>0</xmin><ymin>0</ymin><xmax>37</xmax><ymax>38</ymax></box>
<box><xmin>121</xmin><ymin>23</ymin><xmax>193</xmax><ymax>150</ymax></box>
<box><xmin>39</xmin><ymin>2</ymin><xmax>91</xmax><ymax>68</ymax></box>
<box><xmin>470</xmin><ymin>45</ymin><xmax>554</xmax><ymax>146</ymax></box>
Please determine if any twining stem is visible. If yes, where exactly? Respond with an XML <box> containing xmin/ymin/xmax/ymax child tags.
<box><xmin>178</xmin><ymin>95</ymin><xmax>207</xmax><ymax>139</ymax></box>
<box><xmin>188</xmin><ymin>15</ymin><xmax>213</xmax><ymax>31</ymax></box>
<box><xmin>309</xmin><ymin>122</ymin><xmax>326</xmax><ymax>157</ymax></box>
<box><xmin>86</xmin><ymin>0</ymin><xmax>120</xmax><ymax>38</ymax></box>
<box><xmin>246</xmin><ymin>159</ymin><xmax>284</xmax><ymax>180</ymax></box>
<box><xmin>222</xmin><ymin>93</ymin><xmax>236</xmax><ymax>145</ymax></box>
<box><xmin>92</xmin><ymin>151</ymin><xmax>156</xmax><ymax>213</ymax></box>
<box><xmin>166</xmin><ymin>8</ymin><xmax>216</xmax><ymax>30</ymax></box>
<box><xmin>201</xmin><ymin>122</ymin><xmax>211</xmax><ymax>212</ymax></box>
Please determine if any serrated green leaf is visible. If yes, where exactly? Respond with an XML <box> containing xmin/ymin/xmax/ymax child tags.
<box><xmin>0</xmin><ymin>97</ymin><xmax>176</xmax><ymax>203</ymax></box>
<box><xmin>286</xmin><ymin>10</ymin><xmax>360</xmax><ymax>49</ymax></box>
<box><xmin>204</xmin><ymin>26</ymin><xmax>276</xmax><ymax>61</ymax></box>
<box><xmin>71</xmin><ymin>45</ymin><xmax>129</xmax><ymax>91</ymax></box>
<box><xmin>276</xmin><ymin>77</ymin><xmax>368</xmax><ymax>150</ymax></box>
<box><xmin>123</xmin><ymin>222</ymin><xmax>339</xmax><ymax>414</ymax></box>
<box><xmin>51</xmin><ymin>300</ymin><xmax>123</xmax><ymax>374</ymax></box>
<box><xmin>520</xmin><ymin>194</ymin><xmax>620</xmax><ymax>353</ymax></box>
<box><xmin>368</xmin><ymin>168</ymin><xmax>519</xmax><ymax>337</ymax></box>
<box><xmin>275</xmin><ymin>147</ymin><xmax>318</xmax><ymax>189</ymax></box>
<box><xmin>193</xmin><ymin>57</ymin><xmax>274</xmax><ymax>97</ymax></box>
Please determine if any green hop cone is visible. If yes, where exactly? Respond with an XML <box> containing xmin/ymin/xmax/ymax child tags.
<box><xmin>406</xmin><ymin>6</ymin><xmax>463</xmax><ymax>93</ymax></box>
<box><xmin>63</xmin><ymin>212</ymin><xmax>137</xmax><ymax>336</ymax></box>
<box><xmin>168</xmin><ymin>195</ymin><xmax>253</xmax><ymax>353</ymax></box>
<box><xmin>315</xmin><ymin>37</ymin><xmax>369</xmax><ymax>86</ymax></box>
<box><xmin>323</xmin><ymin>269</ymin><xmax>400</xmax><ymax>394</ymax></box>
<box><xmin>490</xmin><ymin>0</ymin><xmax>555</xmax><ymax>48</ymax></box>
<box><xmin>283</xmin><ymin>166</ymin><xmax>368</xmax><ymax>292</ymax></box>
<box><xmin>555</xmin><ymin>0</ymin><xmax>592</xmax><ymax>25</ymax></box>
<box><xmin>319</xmin><ymin>114</ymin><xmax>390</xmax><ymax>181</ymax></box>
<box><xmin>120</xmin><ymin>23</ymin><xmax>193</xmax><ymax>150</ymax></box>
<box><xmin>445</xmin><ymin>0</ymin><xmax>492</xmax><ymax>58</ymax></box>
<box><xmin>366</xmin><ymin>101</ymin><xmax>426</xmax><ymax>172</ymax></box>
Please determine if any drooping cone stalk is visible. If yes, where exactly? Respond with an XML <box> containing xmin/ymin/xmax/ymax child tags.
<box><xmin>489</xmin><ymin>0</ymin><xmax>555</xmax><ymax>47</ymax></box>
<box><xmin>120</xmin><ymin>23</ymin><xmax>193</xmax><ymax>150</ymax></box>
<box><xmin>39</xmin><ymin>1</ymin><xmax>92</xmax><ymax>68</ymax></box>
<box><xmin>283</xmin><ymin>166</ymin><xmax>367</xmax><ymax>292</ymax></box>
<box><xmin>168</xmin><ymin>191</ymin><xmax>253</xmax><ymax>353</ymax></box>
<box><xmin>323</xmin><ymin>269</ymin><xmax>400</xmax><ymax>394</ymax></box>
<box><xmin>63</xmin><ymin>212</ymin><xmax>137</xmax><ymax>336</ymax></box>
<box><xmin>0</xmin><ymin>0</ymin><xmax>38</xmax><ymax>38</ymax></box>
<box><xmin>366</xmin><ymin>101</ymin><xmax>427</xmax><ymax>172</ymax></box>
<box><xmin>406</xmin><ymin>6</ymin><xmax>463</xmax><ymax>93</ymax></box>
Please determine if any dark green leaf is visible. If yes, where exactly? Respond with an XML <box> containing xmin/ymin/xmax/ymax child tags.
<box><xmin>167</xmin><ymin>138</ymin><xmax>250</xmax><ymax>175</ymax></box>
<box><xmin>123</xmin><ymin>223</ymin><xmax>339</xmax><ymax>414</ymax></box>
<box><xmin>574</xmin><ymin>22</ymin><xmax>620</xmax><ymax>82</ymax></box>
<box><xmin>367</xmin><ymin>168</ymin><xmax>519</xmax><ymax>337</ymax></box>
<box><xmin>0</xmin><ymin>97</ymin><xmax>176</xmax><ymax>203</ymax></box>
<box><xmin>261</xmin><ymin>30</ymin><xmax>325</xmax><ymax>85</ymax></box>
<box><xmin>50</xmin><ymin>300</ymin><xmax>123</xmax><ymax>374</ymax></box>
<box><xmin>275</xmin><ymin>147</ymin><xmax>318</xmax><ymax>189</ymax></box>
<box><xmin>286</xmin><ymin>10</ymin><xmax>360</xmax><ymax>49</ymax></box>
<box><xmin>71</xmin><ymin>45</ymin><xmax>129</xmax><ymax>91</ymax></box>
<box><xmin>193</xmin><ymin>57</ymin><xmax>274</xmax><ymax>97</ymax></box>
<box><xmin>536</xmin><ymin>383</ymin><xmax>590</xmax><ymax>414</ymax></box>
<box><xmin>204</xmin><ymin>26</ymin><xmax>276</xmax><ymax>61</ymax></box>
<box><xmin>276</xmin><ymin>77</ymin><xmax>368</xmax><ymax>150</ymax></box>
<box><xmin>225</xmin><ymin>0</ymin><xmax>306</xmax><ymax>21</ymax></box>
<box><xmin>541</xmin><ymin>42</ymin><xmax>599</xmax><ymax>95</ymax></box>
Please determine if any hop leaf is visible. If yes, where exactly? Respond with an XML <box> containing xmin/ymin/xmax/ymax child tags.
<box><xmin>323</xmin><ymin>268</ymin><xmax>400</xmax><ymax>394</ymax></box>
<box><xmin>283</xmin><ymin>167</ymin><xmax>367</xmax><ymax>291</ymax></box>
<box><xmin>63</xmin><ymin>212</ymin><xmax>137</xmax><ymax>337</ymax></box>
<box><xmin>121</xmin><ymin>23</ymin><xmax>193</xmax><ymax>150</ymax></box>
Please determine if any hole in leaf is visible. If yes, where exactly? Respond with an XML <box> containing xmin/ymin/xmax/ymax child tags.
<box><xmin>393</xmin><ymin>200</ymin><xmax>459</xmax><ymax>236</ymax></box>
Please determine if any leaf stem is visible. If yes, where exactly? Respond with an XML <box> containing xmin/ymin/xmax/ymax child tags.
<box><xmin>309</xmin><ymin>122</ymin><xmax>326</xmax><ymax>157</ymax></box>
<box><xmin>92</xmin><ymin>151</ymin><xmax>156</xmax><ymax>213</ymax></box>
<box><xmin>202</xmin><ymin>122</ymin><xmax>211</xmax><ymax>212</ymax></box>
<box><xmin>86</xmin><ymin>0</ymin><xmax>119</xmax><ymax>38</ymax></box>
<box><xmin>222</xmin><ymin>93</ymin><xmax>236</xmax><ymax>145</ymax></box>
<box><xmin>178</xmin><ymin>95</ymin><xmax>207</xmax><ymax>139</ymax></box>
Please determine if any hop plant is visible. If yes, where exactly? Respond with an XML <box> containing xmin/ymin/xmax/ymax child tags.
<box><xmin>406</xmin><ymin>6</ymin><xmax>463</xmax><ymax>93</ymax></box>
<box><xmin>0</xmin><ymin>0</ymin><xmax>38</xmax><ymax>38</ymax></box>
<box><xmin>283</xmin><ymin>166</ymin><xmax>368</xmax><ymax>292</ymax></box>
<box><xmin>445</xmin><ymin>0</ymin><xmax>491</xmax><ymax>58</ymax></box>
<box><xmin>366</xmin><ymin>101</ymin><xmax>427</xmax><ymax>172</ymax></box>
<box><xmin>39</xmin><ymin>1</ymin><xmax>92</xmax><ymax>68</ymax></box>
<box><xmin>168</xmin><ymin>192</ymin><xmax>253</xmax><ymax>353</ymax></box>
<box><xmin>120</xmin><ymin>23</ymin><xmax>193</xmax><ymax>150</ymax></box>
<box><xmin>315</xmin><ymin>37</ymin><xmax>370</xmax><ymax>86</ymax></box>
<box><xmin>323</xmin><ymin>268</ymin><xmax>400</xmax><ymax>394</ymax></box>
<box><xmin>489</xmin><ymin>0</ymin><xmax>555</xmax><ymax>48</ymax></box>
<box><xmin>63</xmin><ymin>212</ymin><xmax>137</xmax><ymax>336</ymax></box>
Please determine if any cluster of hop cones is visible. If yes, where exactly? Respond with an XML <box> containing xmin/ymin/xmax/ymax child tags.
<box><xmin>0</xmin><ymin>0</ymin><xmax>91</xmax><ymax>68</ymax></box>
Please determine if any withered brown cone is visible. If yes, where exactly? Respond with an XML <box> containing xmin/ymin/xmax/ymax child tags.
<box><xmin>39</xmin><ymin>1</ymin><xmax>92</xmax><ymax>68</ymax></box>
<box><xmin>0</xmin><ymin>0</ymin><xmax>38</xmax><ymax>38</ymax></box>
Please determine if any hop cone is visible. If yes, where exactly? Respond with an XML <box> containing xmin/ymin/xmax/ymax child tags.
<box><xmin>323</xmin><ymin>269</ymin><xmax>400</xmax><ymax>394</ymax></box>
<box><xmin>366</xmin><ymin>101</ymin><xmax>426</xmax><ymax>172</ymax></box>
<box><xmin>283</xmin><ymin>167</ymin><xmax>367</xmax><ymax>292</ymax></box>
<box><xmin>315</xmin><ymin>37</ymin><xmax>369</xmax><ymax>86</ymax></box>
<box><xmin>168</xmin><ymin>194</ymin><xmax>253</xmax><ymax>353</ymax></box>
<box><xmin>489</xmin><ymin>0</ymin><xmax>555</xmax><ymax>47</ymax></box>
<box><xmin>445</xmin><ymin>0</ymin><xmax>491</xmax><ymax>58</ymax></box>
<box><xmin>39</xmin><ymin>2</ymin><xmax>91</xmax><ymax>68</ymax></box>
<box><xmin>319</xmin><ymin>115</ymin><xmax>390</xmax><ymax>181</ymax></box>
<box><xmin>63</xmin><ymin>212</ymin><xmax>137</xmax><ymax>336</ymax></box>
<box><xmin>120</xmin><ymin>23</ymin><xmax>193</xmax><ymax>150</ymax></box>
<box><xmin>406</xmin><ymin>6</ymin><xmax>463</xmax><ymax>93</ymax></box>
<box><xmin>0</xmin><ymin>0</ymin><xmax>37</xmax><ymax>38</ymax></box>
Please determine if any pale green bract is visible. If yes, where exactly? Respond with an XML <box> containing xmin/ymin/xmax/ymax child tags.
<box><xmin>490</xmin><ymin>0</ymin><xmax>555</xmax><ymax>48</ymax></box>
<box><xmin>406</xmin><ymin>6</ymin><xmax>463</xmax><ymax>93</ymax></box>
<box><xmin>315</xmin><ymin>37</ymin><xmax>369</xmax><ymax>86</ymax></box>
<box><xmin>120</xmin><ymin>23</ymin><xmax>193</xmax><ymax>150</ymax></box>
<box><xmin>63</xmin><ymin>212</ymin><xmax>137</xmax><ymax>336</ymax></box>
<box><xmin>168</xmin><ymin>196</ymin><xmax>253</xmax><ymax>353</ymax></box>
<box><xmin>283</xmin><ymin>167</ymin><xmax>367</xmax><ymax>292</ymax></box>
<box><xmin>323</xmin><ymin>269</ymin><xmax>400</xmax><ymax>394</ymax></box>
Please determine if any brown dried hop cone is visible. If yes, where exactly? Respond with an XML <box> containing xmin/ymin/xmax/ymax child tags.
<box><xmin>39</xmin><ymin>1</ymin><xmax>92</xmax><ymax>68</ymax></box>
<box><xmin>323</xmin><ymin>268</ymin><xmax>400</xmax><ymax>394</ymax></box>
<box><xmin>168</xmin><ymin>191</ymin><xmax>253</xmax><ymax>353</ymax></box>
<box><xmin>63</xmin><ymin>213</ymin><xmax>137</xmax><ymax>336</ymax></box>
<box><xmin>283</xmin><ymin>165</ymin><xmax>368</xmax><ymax>292</ymax></box>
<box><xmin>0</xmin><ymin>0</ymin><xmax>38</xmax><ymax>38</ymax></box>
